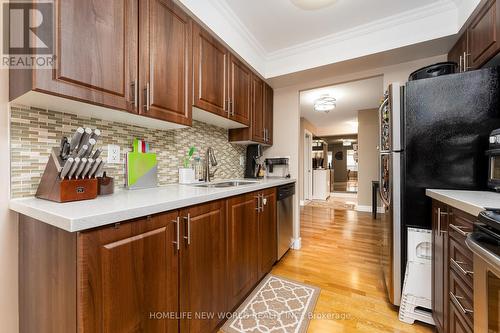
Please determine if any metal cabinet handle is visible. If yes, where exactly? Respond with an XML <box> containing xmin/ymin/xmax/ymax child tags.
<box><xmin>450</xmin><ymin>258</ymin><xmax>473</xmax><ymax>277</ymax></box>
<box><xmin>230</xmin><ymin>100</ymin><xmax>234</xmax><ymax>116</ymax></box>
<box><xmin>183</xmin><ymin>213</ymin><xmax>191</xmax><ymax>245</ymax></box>
<box><xmin>437</xmin><ymin>208</ymin><xmax>448</xmax><ymax>234</ymax></box>
<box><xmin>463</xmin><ymin>52</ymin><xmax>470</xmax><ymax>71</ymax></box>
<box><xmin>450</xmin><ymin>292</ymin><xmax>473</xmax><ymax>315</ymax></box>
<box><xmin>172</xmin><ymin>216</ymin><xmax>180</xmax><ymax>251</ymax></box>
<box><xmin>130</xmin><ymin>80</ymin><xmax>138</xmax><ymax>108</ymax></box>
<box><xmin>254</xmin><ymin>195</ymin><xmax>261</xmax><ymax>211</ymax></box>
<box><xmin>144</xmin><ymin>83</ymin><xmax>150</xmax><ymax>112</ymax></box>
<box><xmin>449</xmin><ymin>223</ymin><xmax>471</xmax><ymax>237</ymax></box>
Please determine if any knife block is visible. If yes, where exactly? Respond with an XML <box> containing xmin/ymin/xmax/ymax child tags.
<box><xmin>35</xmin><ymin>150</ymin><xmax>98</xmax><ymax>203</ymax></box>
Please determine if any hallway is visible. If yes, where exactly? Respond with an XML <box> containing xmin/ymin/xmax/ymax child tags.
<box><xmin>271</xmin><ymin>205</ymin><xmax>433</xmax><ymax>333</ymax></box>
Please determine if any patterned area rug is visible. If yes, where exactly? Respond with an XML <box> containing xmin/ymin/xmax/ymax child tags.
<box><xmin>221</xmin><ymin>275</ymin><xmax>320</xmax><ymax>333</ymax></box>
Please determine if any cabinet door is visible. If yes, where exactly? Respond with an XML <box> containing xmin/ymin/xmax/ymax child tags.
<box><xmin>258</xmin><ymin>188</ymin><xmax>277</xmax><ymax>279</ymax></box>
<box><xmin>251</xmin><ymin>75</ymin><xmax>266</xmax><ymax>143</ymax></box>
<box><xmin>469</xmin><ymin>0</ymin><xmax>500</xmax><ymax>69</ymax></box>
<box><xmin>140</xmin><ymin>0</ymin><xmax>192</xmax><ymax>125</ymax></box>
<box><xmin>180</xmin><ymin>201</ymin><xmax>227</xmax><ymax>333</ymax></box>
<box><xmin>39</xmin><ymin>0</ymin><xmax>138</xmax><ymax>112</ymax></box>
<box><xmin>78</xmin><ymin>212</ymin><xmax>179</xmax><ymax>333</ymax></box>
<box><xmin>227</xmin><ymin>193</ymin><xmax>259</xmax><ymax>311</ymax></box>
<box><xmin>193</xmin><ymin>23</ymin><xmax>229</xmax><ymax>117</ymax></box>
<box><xmin>432</xmin><ymin>200</ymin><xmax>449</xmax><ymax>333</ymax></box>
<box><xmin>228</xmin><ymin>54</ymin><xmax>251</xmax><ymax>126</ymax></box>
<box><xmin>264</xmin><ymin>83</ymin><xmax>274</xmax><ymax>145</ymax></box>
<box><xmin>448</xmin><ymin>32</ymin><xmax>468</xmax><ymax>72</ymax></box>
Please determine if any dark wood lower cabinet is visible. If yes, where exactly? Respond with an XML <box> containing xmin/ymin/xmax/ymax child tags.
<box><xmin>227</xmin><ymin>193</ymin><xmax>259</xmax><ymax>311</ymax></box>
<box><xmin>432</xmin><ymin>200</ymin><xmax>476</xmax><ymax>333</ymax></box>
<box><xmin>180</xmin><ymin>201</ymin><xmax>227</xmax><ymax>333</ymax></box>
<box><xmin>78</xmin><ymin>212</ymin><xmax>179</xmax><ymax>333</ymax></box>
<box><xmin>19</xmin><ymin>187</ymin><xmax>281</xmax><ymax>333</ymax></box>
<box><xmin>258</xmin><ymin>188</ymin><xmax>277</xmax><ymax>279</ymax></box>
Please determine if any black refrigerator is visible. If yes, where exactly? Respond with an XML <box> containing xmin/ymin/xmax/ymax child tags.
<box><xmin>401</xmin><ymin>66</ymin><xmax>500</xmax><ymax>275</ymax></box>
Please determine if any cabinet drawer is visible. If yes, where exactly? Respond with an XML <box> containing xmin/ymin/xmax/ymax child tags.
<box><xmin>449</xmin><ymin>270</ymin><xmax>474</xmax><ymax>329</ymax></box>
<box><xmin>449</xmin><ymin>236</ymin><xmax>474</xmax><ymax>288</ymax></box>
<box><xmin>449</xmin><ymin>301</ymin><xmax>473</xmax><ymax>333</ymax></box>
<box><xmin>449</xmin><ymin>208</ymin><xmax>474</xmax><ymax>243</ymax></box>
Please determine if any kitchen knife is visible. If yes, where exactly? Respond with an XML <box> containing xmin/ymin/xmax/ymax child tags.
<box><xmin>81</xmin><ymin>158</ymin><xmax>94</xmax><ymax>178</ymax></box>
<box><xmin>75</xmin><ymin>144</ymin><xmax>88</xmax><ymax>158</ymax></box>
<box><xmin>74</xmin><ymin>158</ymin><xmax>87</xmax><ymax>179</ymax></box>
<box><xmin>59</xmin><ymin>137</ymin><xmax>68</xmax><ymax>158</ymax></box>
<box><xmin>94</xmin><ymin>160</ymin><xmax>106</xmax><ymax>178</ymax></box>
<box><xmin>62</xmin><ymin>142</ymin><xmax>71</xmax><ymax>160</ymax></box>
<box><xmin>91</xmin><ymin>148</ymin><xmax>102</xmax><ymax>160</ymax></box>
<box><xmin>88</xmin><ymin>158</ymin><xmax>102</xmax><ymax>178</ymax></box>
<box><xmin>91</xmin><ymin>128</ymin><xmax>101</xmax><ymax>141</ymax></box>
<box><xmin>67</xmin><ymin>157</ymin><xmax>81</xmax><ymax>179</ymax></box>
<box><xmin>79</xmin><ymin>128</ymin><xmax>93</xmax><ymax>148</ymax></box>
<box><xmin>60</xmin><ymin>157</ymin><xmax>74</xmax><ymax>179</ymax></box>
<box><xmin>86</xmin><ymin>138</ymin><xmax>97</xmax><ymax>158</ymax></box>
<box><xmin>69</xmin><ymin>127</ymin><xmax>84</xmax><ymax>151</ymax></box>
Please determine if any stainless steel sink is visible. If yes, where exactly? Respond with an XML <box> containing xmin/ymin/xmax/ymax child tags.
<box><xmin>192</xmin><ymin>181</ymin><xmax>259</xmax><ymax>188</ymax></box>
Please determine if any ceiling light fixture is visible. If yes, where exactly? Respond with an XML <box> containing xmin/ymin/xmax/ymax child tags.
<box><xmin>314</xmin><ymin>94</ymin><xmax>336</xmax><ymax>113</ymax></box>
<box><xmin>290</xmin><ymin>0</ymin><xmax>338</xmax><ymax>10</ymax></box>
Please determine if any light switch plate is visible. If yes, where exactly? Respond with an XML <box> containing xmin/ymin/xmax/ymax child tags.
<box><xmin>240</xmin><ymin>155</ymin><xmax>245</xmax><ymax>166</ymax></box>
<box><xmin>107</xmin><ymin>144</ymin><xmax>121</xmax><ymax>164</ymax></box>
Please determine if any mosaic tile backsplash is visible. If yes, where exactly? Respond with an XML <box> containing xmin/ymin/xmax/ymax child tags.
<box><xmin>10</xmin><ymin>105</ymin><xmax>247</xmax><ymax>198</ymax></box>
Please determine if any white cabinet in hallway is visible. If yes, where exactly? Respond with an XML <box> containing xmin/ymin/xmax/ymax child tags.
<box><xmin>312</xmin><ymin>169</ymin><xmax>330</xmax><ymax>200</ymax></box>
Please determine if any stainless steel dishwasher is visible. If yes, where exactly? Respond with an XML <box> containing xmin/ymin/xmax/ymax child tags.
<box><xmin>277</xmin><ymin>183</ymin><xmax>295</xmax><ymax>260</ymax></box>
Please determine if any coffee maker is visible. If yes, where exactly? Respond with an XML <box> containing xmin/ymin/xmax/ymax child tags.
<box><xmin>245</xmin><ymin>144</ymin><xmax>263</xmax><ymax>178</ymax></box>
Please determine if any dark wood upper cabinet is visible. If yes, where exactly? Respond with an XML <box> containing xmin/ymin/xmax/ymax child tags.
<box><xmin>78</xmin><ymin>212</ymin><xmax>179</xmax><ymax>333</ymax></box>
<box><xmin>228</xmin><ymin>54</ymin><xmax>252</xmax><ymax>126</ymax></box>
<box><xmin>264</xmin><ymin>83</ymin><xmax>274</xmax><ymax>145</ymax></box>
<box><xmin>140</xmin><ymin>0</ymin><xmax>192</xmax><ymax>125</ymax></box>
<box><xmin>448</xmin><ymin>0</ymin><xmax>500</xmax><ymax>70</ymax></box>
<box><xmin>228</xmin><ymin>80</ymin><xmax>273</xmax><ymax>145</ymax></box>
<box><xmin>193</xmin><ymin>23</ymin><xmax>229</xmax><ymax>118</ymax></box>
<box><xmin>258</xmin><ymin>188</ymin><xmax>277</xmax><ymax>279</ymax></box>
<box><xmin>251</xmin><ymin>75</ymin><xmax>266</xmax><ymax>143</ymax></box>
<box><xmin>227</xmin><ymin>193</ymin><xmax>259</xmax><ymax>311</ymax></box>
<box><xmin>432</xmin><ymin>200</ymin><xmax>449</xmax><ymax>333</ymax></box>
<box><xmin>180</xmin><ymin>201</ymin><xmax>227</xmax><ymax>333</ymax></box>
<box><xmin>10</xmin><ymin>0</ymin><xmax>139</xmax><ymax>112</ymax></box>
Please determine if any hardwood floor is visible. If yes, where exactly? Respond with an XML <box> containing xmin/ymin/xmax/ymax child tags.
<box><xmin>271</xmin><ymin>205</ymin><xmax>434</xmax><ymax>333</ymax></box>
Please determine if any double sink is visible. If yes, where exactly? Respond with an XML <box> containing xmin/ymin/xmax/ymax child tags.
<box><xmin>191</xmin><ymin>180</ymin><xmax>259</xmax><ymax>188</ymax></box>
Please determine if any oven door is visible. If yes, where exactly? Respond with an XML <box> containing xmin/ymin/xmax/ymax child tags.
<box><xmin>466</xmin><ymin>232</ymin><xmax>500</xmax><ymax>332</ymax></box>
<box><xmin>487</xmin><ymin>149</ymin><xmax>500</xmax><ymax>191</ymax></box>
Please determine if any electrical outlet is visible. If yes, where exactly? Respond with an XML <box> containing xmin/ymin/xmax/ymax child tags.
<box><xmin>107</xmin><ymin>144</ymin><xmax>121</xmax><ymax>164</ymax></box>
<box><xmin>240</xmin><ymin>155</ymin><xmax>245</xmax><ymax>166</ymax></box>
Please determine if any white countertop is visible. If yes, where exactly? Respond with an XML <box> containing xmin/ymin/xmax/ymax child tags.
<box><xmin>426</xmin><ymin>189</ymin><xmax>500</xmax><ymax>217</ymax></box>
<box><xmin>10</xmin><ymin>178</ymin><xmax>295</xmax><ymax>232</ymax></box>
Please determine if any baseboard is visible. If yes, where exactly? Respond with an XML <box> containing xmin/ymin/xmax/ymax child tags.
<box><xmin>356</xmin><ymin>205</ymin><xmax>384</xmax><ymax>213</ymax></box>
<box><xmin>330</xmin><ymin>192</ymin><xmax>357</xmax><ymax>198</ymax></box>
<box><xmin>291</xmin><ymin>237</ymin><xmax>301</xmax><ymax>250</ymax></box>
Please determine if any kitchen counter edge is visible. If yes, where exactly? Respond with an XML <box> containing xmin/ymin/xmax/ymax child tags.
<box><xmin>10</xmin><ymin>179</ymin><xmax>296</xmax><ymax>233</ymax></box>
<box><xmin>425</xmin><ymin>189</ymin><xmax>500</xmax><ymax>217</ymax></box>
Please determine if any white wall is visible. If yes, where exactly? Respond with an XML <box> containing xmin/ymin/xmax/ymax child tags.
<box><xmin>0</xmin><ymin>67</ymin><xmax>18</xmax><ymax>331</ymax></box>
<box><xmin>267</xmin><ymin>55</ymin><xmax>446</xmax><ymax>245</ymax></box>
<box><xmin>357</xmin><ymin>109</ymin><xmax>380</xmax><ymax>210</ymax></box>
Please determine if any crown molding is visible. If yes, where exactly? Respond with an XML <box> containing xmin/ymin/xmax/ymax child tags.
<box><xmin>210</xmin><ymin>0</ymin><xmax>268</xmax><ymax>59</ymax></box>
<box><xmin>266</xmin><ymin>0</ymin><xmax>458</xmax><ymax>61</ymax></box>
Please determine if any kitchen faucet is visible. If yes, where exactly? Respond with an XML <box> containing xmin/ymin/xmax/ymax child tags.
<box><xmin>204</xmin><ymin>147</ymin><xmax>218</xmax><ymax>182</ymax></box>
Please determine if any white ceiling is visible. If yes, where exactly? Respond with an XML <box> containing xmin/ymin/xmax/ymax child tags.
<box><xmin>223</xmin><ymin>0</ymin><xmax>440</xmax><ymax>53</ymax></box>
<box><xmin>300</xmin><ymin>76</ymin><xmax>383</xmax><ymax>135</ymax></box>
<box><xmin>178</xmin><ymin>0</ymin><xmax>480</xmax><ymax>78</ymax></box>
